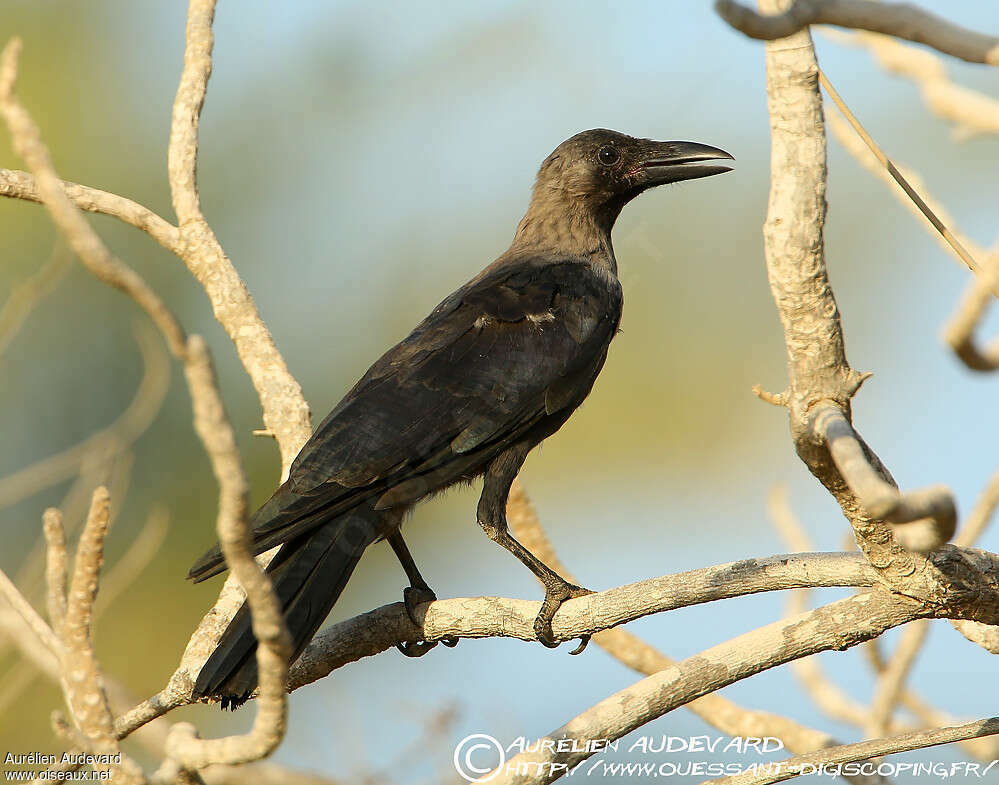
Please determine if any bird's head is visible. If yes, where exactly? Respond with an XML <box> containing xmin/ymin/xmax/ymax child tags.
<box><xmin>529</xmin><ymin>128</ymin><xmax>733</xmax><ymax>230</ymax></box>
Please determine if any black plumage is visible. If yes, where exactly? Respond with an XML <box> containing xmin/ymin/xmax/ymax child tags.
<box><xmin>188</xmin><ymin>129</ymin><xmax>733</xmax><ymax>708</ymax></box>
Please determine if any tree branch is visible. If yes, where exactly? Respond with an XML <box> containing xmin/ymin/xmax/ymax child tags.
<box><xmin>492</xmin><ymin>591</ymin><xmax>929</xmax><ymax>785</ymax></box>
<box><xmin>704</xmin><ymin>716</ymin><xmax>999</xmax><ymax>784</ymax></box>
<box><xmin>167</xmin><ymin>0</ymin><xmax>310</xmax><ymax>477</ymax></box>
<box><xmin>0</xmin><ymin>168</ymin><xmax>181</xmax><ymax>253</ymax></box>
<box><xmin>715</xmin><ymin>0</ymin><xmax>999</xmax><ymax>65</ymax></box>
<box><xmin>508</xmin><ymin>483</ymin><xmax>887</xmax><ymax>785</ymax></box>
<box><xmin>164</xmin><ymin>336</ymin><xmax>291</xmax><ymax>769</ymax></box>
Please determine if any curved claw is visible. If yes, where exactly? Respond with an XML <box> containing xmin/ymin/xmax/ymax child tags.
<box><xmin>568</xmin><ymin>635</ymin><xmax>590</xmax><ymax>655</ymax></box>
<box><xmin>534</xmin><ymin>582</ymin><xmax>593</xmax><ymax>650</ymax></box>
<box><xmin>440</xmin><ymin>635</ymin><xmax>459</xmax><ymax>648</ymax></box>
<box><xmin>533</xmin><ymin>615</ymin><xmax>561</xmax><ymax>648</ymax></box>
<box><xmin>396</xmin><ymin>640</ymin><xmax>438</xmax><ymax>658</ymax></box>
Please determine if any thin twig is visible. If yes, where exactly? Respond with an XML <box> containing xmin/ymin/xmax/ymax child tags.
<box><xmin>0</xmin><ymin>241</ymin><xmax>72</xmax><ymax>358</ymax></box>
<box><xmin>0</xmin><ymin>40</ymin><xmax>187</xmax><ymax>359</ymax></box>
<box><xmin>865</xmin><ymin>620</ymin><xmax>930</xmax><ymax>738</ymax></box>
<box><xmin>825</xmin><ymin>30</ymin><xmax>999</xmax><ymax>138</ymax></box>
<box><xmin>0</xmin><ymin>322</ymin><xmax>169</xmax><ymax>510</ymax></box>
<box><xmin>818</xmin><ymin>69</ymin><xmax>988</xmax><ymax>285</ymax></box>
<box><xmin>0</xmin><ymin>168</ymin><xmax>181</xmax><ymax>253</ymax></box>
<box><xmin>0</xmin><ymin>564</ymin><xmax>62</xmax><ymax>658</ymax></box>
<box><xmin>42</xmin><ymin>507</ymin><xmax>68</xmax><ymax>633</ymax></box>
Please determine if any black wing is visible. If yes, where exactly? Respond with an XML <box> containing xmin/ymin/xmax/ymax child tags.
<box><xmin>259</xmin><ymin>256</ymin><xmax>621</xmax><ymax>540</ymax></box>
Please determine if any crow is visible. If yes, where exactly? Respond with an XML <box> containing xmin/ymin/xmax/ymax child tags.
<box><xmin>188</xmin><ymin>129</ymin><xmax>733</xmax><ymax>708</ymax></box>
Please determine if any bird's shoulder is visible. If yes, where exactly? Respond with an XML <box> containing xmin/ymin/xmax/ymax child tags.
<box><xmin>385</xmin><ymin>253</ymin><xmax>621</xmax><ymax>368</ymax></box>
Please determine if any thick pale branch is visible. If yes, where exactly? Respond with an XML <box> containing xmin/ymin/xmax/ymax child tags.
<box><xmin>715</xmin><ymin>0</ymin><xmax>999</xmax><ymax>65</ymax></box>
<box><xmin>287</xmin><ymin>551</ymin><xmax>878</xmax><ymax>694</ymax></box>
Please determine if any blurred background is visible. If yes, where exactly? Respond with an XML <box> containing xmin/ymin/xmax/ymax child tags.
<box><xmin>2</xmin><ymin>1</ymin><xmax>998</xmax><ymax>781</ymax></box>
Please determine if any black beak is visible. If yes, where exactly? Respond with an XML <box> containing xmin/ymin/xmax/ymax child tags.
<box><xmin>636</xmin><ymin>141</ymin><xmax>734</xmax><ymax>186</ymax></box>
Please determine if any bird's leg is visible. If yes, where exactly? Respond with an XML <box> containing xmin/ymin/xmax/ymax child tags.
<box><xmin>387</xmin><ymin>529</ymin><xmax>458</xmax><ymax>657</ymax></box>
<box><xmin>478</xmin><ymin>447</ymin><xmax>592</xmax><ymax>653</ymax></box>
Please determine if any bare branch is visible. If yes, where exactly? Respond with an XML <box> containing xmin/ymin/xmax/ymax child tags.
<box><xmin>0</xmin><ymin>168</ymin><xmax>181</xmax><ymax>253</ymax></box>
<box><xmin>61</xmin><ymin>488</ymin><xmax>115</xmax><ymax>752</ymax></box>
<box><xmin>704</xmin><ymin>716</ymin><xmax>999</xmax><ymax>785</ymax></box>
<box><xmin>0</xmin><ymin>241</ymin><xmax>72</xmax><ymax>358</ymax></box>
<box><xmin>865</xmin><ymin>620</ymin><xmax>929</xmax><ymax>738</ymax></box>
<box><xmin>165</xmin><ymin>335</ymin><xmax>291</xmax><ymax>769</ymax></box>
<box><xmin>943</xmin><ymin>246</ymin><xmax>999</xmax><ymax>372</ymax></box>
<box><xmin>286</xmin><ymin>551</ymin><xmax>879</xmax><ymax>695</ymax></box>
<box><xmin>508</xmin><ymin>483</ymin><xmax>890</xmax><ymax>785</ymax></box>
<box><xmin>715</xmin><ymin>0</ymin><xmax>999</xmax><ymax>65</ymax></box>
<box><xmin>814</xmin><ymin>406</ymin><xmax>955</xmax><ymax>550</ymax></box>
<box><xmin>167</xmin><ymin>0</ymin><xmax>310</xmax><ymax>476</ymax></box>
<box><xmin>0</xmin><ymin>563</ymin><xmax>61</xmax><ymax>659</ymax></box>
<box><xmin>42</xmin><ymin>507</ymin><xmax>68</xmax><ymax>634</ymax></box>
<box><xmin>0</xmin><ymin>40</ymin><xmax>187</xmax><ymax>359</ymax></box>
<box><xmin>492</xmin><ymin>591</ymin><xmax>928</xmax><ymax>785</ymax></box>
<box><xmin>826</xmin><ymin>30</ymin><xmax>999</xmax><ymax>138</ymax></box>
<box><xmin>0</xmin><ymin>323</ymin><xmax>169</xmax><ymax>510</ymax></box>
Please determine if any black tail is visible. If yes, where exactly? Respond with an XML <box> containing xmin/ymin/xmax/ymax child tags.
<box><xmin>190</xmin><ymin>505</ymin><xmax>383</xmax><ymax>709</ymax></box>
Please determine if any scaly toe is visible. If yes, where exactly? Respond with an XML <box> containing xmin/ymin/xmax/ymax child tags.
<box><xmin>403</xmin><ymin>585</ymin><xmax>437</xmax><ymax>626</ymax></box>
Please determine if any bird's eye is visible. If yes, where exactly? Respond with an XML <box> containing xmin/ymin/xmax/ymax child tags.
<box><xmin>597</xmin><ymin>145</ymin><xmax>620</xmax><ymax>166</ymax></box>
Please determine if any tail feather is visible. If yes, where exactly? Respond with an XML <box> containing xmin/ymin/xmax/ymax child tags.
<box><xmin>191</xmin><ymin>507</ymin><xmax>382</xmax><ymax>708</ymax></box>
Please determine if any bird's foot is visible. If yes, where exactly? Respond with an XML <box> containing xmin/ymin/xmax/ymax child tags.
<box><xmin>396</xmin><ymin>585</ymin><xmax>458</xmax><ymax>657</ymax></box>
<box><xmin>534</xmin><ymin>581</ymin><xmax>593</xmax><ymax>653</ymax></box>
<box><xmin>403</xmin><ymin>584</ymin><xmax>437</xmax><ymax>625</ymax></box>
